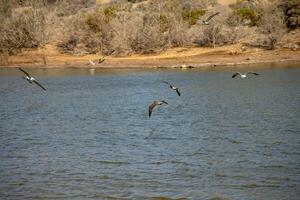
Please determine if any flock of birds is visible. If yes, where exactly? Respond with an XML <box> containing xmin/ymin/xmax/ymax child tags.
<box><xmin>148</xmin><ymin>71</ymin><xmax>259</xmax><ymax>118</ymax></box>
<box><xmin>17</xmin><ymin>11</ymin><xmax>258</xmax><ymax>118</ymax></box>
<box><xmin>18</xmin><ymin>67</ymin><xmax>259</xmax><ymax>118</ymax></box>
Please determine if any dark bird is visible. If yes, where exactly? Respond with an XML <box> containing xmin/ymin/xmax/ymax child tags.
<box><xmin>162</xmin><ymin>80</ymin><xmax>181</xmax><ymax>96</ymax></box>
<box><xmin>202</xmin><ymin>12</ymin><xmax>220</xmax><ymax>25</ymax></box>
<box><xmin>18</xmin><ymin>67</ymin><xmax>46</xmax><ymax>91</ymax></box>
<box><xmin>98</xmin><ymin>56</ymin><xmax>105</xmax><ymax>64</ymax></box>
<box><xmin>232</xmin><ymin>72</ymin><xmax>259</xmax><ymax>78</ymax></box>
<box><xmin>148</xmin><ymin>100</ymin><xmax>168</xmax><ymax>118</ymax></box>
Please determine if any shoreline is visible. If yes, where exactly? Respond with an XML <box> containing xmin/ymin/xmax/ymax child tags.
<box><xmin>1</xmin><ymin>45</ymin><xmax>299</xmax><ymax>69</ymax></box>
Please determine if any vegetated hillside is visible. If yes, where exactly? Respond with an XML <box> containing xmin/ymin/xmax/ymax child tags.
<box><xmin>0</xmin><ymin>0</ymin><xmax>299</xmax><ymax>57</ymax></box>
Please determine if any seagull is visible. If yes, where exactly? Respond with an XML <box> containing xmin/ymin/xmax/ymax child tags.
<box><xmin>202</xmin><ymin>12</ymin><xmax>220</xmax><ymax>25</ymax></box>
<box><xmin>88</xmin><ymin>56</ymin><xmax>105</xmax><ymax>66</ymax></box>
<box><xmin>232</xmin><ymin>72</ymin><xmax>259</xmax><ymax>78</ymax></box>
<box><xmin>148</xmin><ymin>100</ymin><xmax>168</xmax><ymax>118</ymax></box>
<box><xmin>18</xmin><ymin>68</ymin><xmax>46</xmax><ymax>91</ymax></box>
<box><xmin>88</xmin><ymin>59</ymin><xmax>95</xmax><ymax>66</ymax></box>
<box><xmin>162</xmin><ymin>81</ymin><xmax>181</xmax><ymax>96</ymax></box>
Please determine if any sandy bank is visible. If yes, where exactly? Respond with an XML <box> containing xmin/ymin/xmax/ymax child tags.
<box><xmin>1</xmin><ymin>44</ymin><xmax>299</xmax><ymax>69</ymax></box>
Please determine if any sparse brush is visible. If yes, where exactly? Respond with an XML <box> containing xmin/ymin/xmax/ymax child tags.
<box><xmin>0</xmin><ymin>6</ymin><xmax>46</xmax><ymax>54</ymax></box>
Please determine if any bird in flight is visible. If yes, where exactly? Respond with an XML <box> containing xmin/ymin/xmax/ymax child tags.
<box><xmin>202</xmin><ymin>12</ymin><xmax>220</xmax><ymax>25</ymax></box>
<box><xmin>88</xmin><ymin>56</ymin><xmax>105</xmax><ymax>66</ymax></box>
<box><xmin>18</xmin><ymin>68</ymin><xmax>46</xmax><ymax>91</ymax></box>
<box><xmin>232</xmin><ymin>72</ymin><xmax>259</xmax><ymax>78</ymax></box>
<box><xmin>162</xmin><ymin>80</ymin><xmax>181</xmax><ymax>96</ymax></box>
<box><xmin>148</xmin><ymin>100</ymin><xmax>168</xmax><ymax>118</ymax></box>
<box><xmin>88</xmin><ymin>59</ymin><xmax>96</xmax><ymax>66</ymax></box>
<box><xmin>98</xmin><ymin>56</ymin><xmax>105</xmax><ymax>64</ymax></box>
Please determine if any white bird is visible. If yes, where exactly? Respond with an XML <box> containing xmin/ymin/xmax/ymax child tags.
<box><xmin>148</xmin><ymin>100</ymin><xmax>168</xmax><ymax>118</ymax></box>
<box><xmin>98</xmin><ymin>56</ymin><xmax>105</xmax><ymax>64</ymax></box>
<box><xmin>202</xmin><ymin>12</ymin><xmax>220</xmax><ymax>25</ymax></box>
<box><xmin>89</xmin><ymin>59</ymin><xmax>95</xmax><ymax>66</ymax></box>
<box><xmin>232</xmin><ymin>72</ymin><xmax>259</xmax><ymax>78</ymax></box>
<box><xmin>162</xmin><ymin>80</ymin><xmax>181</xmax><ymax>96</ymax></box>
<box><xmin>88</xmin><ymin>56</ymin><xmax>105</xmax><ymax>66</ymax></box>
<box><xmin>18</xmin><ymin>68</ymin><xmax>46</xmax><ymax>91</ymax></box>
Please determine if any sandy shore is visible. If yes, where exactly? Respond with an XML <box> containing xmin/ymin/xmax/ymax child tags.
<box><xmin>1</xmin><ymin>44</ymin><xmax>299</xmax><ymax>69</ymax></box>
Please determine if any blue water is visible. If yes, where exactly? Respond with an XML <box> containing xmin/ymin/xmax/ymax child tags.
<box><xmin>0</xmin><ymin>66</ymin><xmax>300</xmax><ymax>199</ymax></box>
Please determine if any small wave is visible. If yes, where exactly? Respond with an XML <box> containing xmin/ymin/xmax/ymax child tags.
<box><xmin>151</xmin><ymin>160</ymin><xmax>188</xmax><ymax>165</ymax></box>
<box><xmin>226</xmin><ymin>183</ymin><xmax>280</xmax><ymax>189</ymax></box>
<box><xmin>145</xmin><ymin>137</ymin><xmax>177</xmax><ymax>140</ymax></box>
<box><xmin>258</xmin><ymin>165</ymin><xmax>285</xmax><ymax>169</ymax></box>
<box><xmin>150</xmin><ymin>197</ymin><xmax>187</xmax><ymax>200</ymax></box>
<box><xmin>87</xmin><ymin>160</ymin><xmax>130</xmax><ymax>165</ymax></box>
<box><xmin>209</xmin><ymin>196</ymin><xmax>231</xmax><ymax>200</ymax></box>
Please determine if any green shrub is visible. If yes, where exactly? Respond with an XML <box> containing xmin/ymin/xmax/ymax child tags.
<box><xmin>182</xmin><ymin>9</ymin><xmax>206</xmax><ymax>25</ymax></box>
<box><xmin>158</xmin><ymin>14</ymin><xmax>171</xmax><ymax>32</ymax></box>
<box><xmin>103</xmin><ymin>5</ymin><xmax>119</xmax><ymax>17</ymax></box>
<box><xmin>85</xmin><ymin>14</ymin><xmax>101</xmax><ymax>32</ymax></box>
<box><xmin>233</xmin><ymin>7</ymin><xmax>260</xmax><ymax>26</ymax></box>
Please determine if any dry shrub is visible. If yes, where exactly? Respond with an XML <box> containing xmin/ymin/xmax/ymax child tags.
<box><xmin>54</xmin><ymin>0</ymin><xmax>95</xmax><ymax>17</ymax></box>
<box><xmin>279</xmin><ymin>0</ymin><xmax>300</xmax><ymax>30</ymax></box>
<box><xmin>129</xmin><ymin>13</ymin><xmax>167</xmax><ymax>54</ymax></box>
<box><xmin>0</xmin><ymin>6</ymin><xmax>46</xmax><ymax>54</ymax></box>
<box><xmin>110</xmin><ymin>12</ymin><xmax>141</xmax><ymax>55</ymax></box>
<box><xmin>255</xmin><ymin>2</ymin><xmax>287</xmax><ymax>50</ymax></box>
<box><xmin>0</xmin><ymin>0</ymin><xmax>12</xmax><ymax>20</ymax></box>
<box><xmin>57</xmin><ymin>4</ymin><xmax>116</xmax><ymax>55</ymax></box>
<box><xmin>202</xmin><ymin>24</ymin><xmax>223</xmax><ymax>47</ymax></box>
<box><xmin>167</xmin><ymin>16</ymin><xmax>191</xmax><ymax>47</ymax></box>
<box><xmin>0</xmin><ymin>51</ymin><xmax>9</xmax><ymax>65</ymax></box>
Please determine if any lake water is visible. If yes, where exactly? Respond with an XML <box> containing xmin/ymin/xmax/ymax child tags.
<box><xmin>0</xmin><ymin>64</ymin><xmax>300</xmax><ymax>200</ymax></box>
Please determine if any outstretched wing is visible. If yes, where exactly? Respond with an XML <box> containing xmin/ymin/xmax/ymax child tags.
<box><xmin>175</xmin><ymin>88</ymin><xmax>181</xmax><ymax>96</ymax></box>
<box><xmin>148</xmin><ymin>102</ymin><xmax>158</xmax><ymax>117</ymax></box>
<box><xmin>246</xmin><ymin>72</ymin><xmax>259</xmax><ymax>76</ymax></box>
<box><xmin>160</xmin><ymin>100</ymin><xmax>168</xmax><ymax>105</ymax></box>
<box><xmin>206</xmin><ymin>12</ymin><xmax>220</xmax><ymax>22</ymax></box>
<box><xmin>18</xmin><ymin>67</ymin><xmax>31</xmax><ymax>77</ymax></box>
<box><xmin>33</xmin><ymin>80</ymin><xmax>46</xmax><ymax>91</ymax></box>
<box><xmin>162</xmin><ymin>80</ymin><xmax>171</xmax><ymax>86</ymax></box>
<box><xmin>89</xmin><ymin>59</ymin><xmax>95</xmax><ymax>65</ymax></box>
<box><xmin>232</xmin><ymin>72</ymin><xmax>241</xmax><ymax>78</ymax></box>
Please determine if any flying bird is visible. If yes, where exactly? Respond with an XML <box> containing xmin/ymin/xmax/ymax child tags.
<box><xmin>88</xmin><ymin>59</ymin><xmax>95</xmax><ymax>66</ymax></box>
<box><xmin>232</xmin><ymin>72</ymin><xmax>259</xmax><ymax>78</ymax></box>
<box><xmin>98</xmin><ymin>56</ymin><xmax>105</xmax><ymax>64</ymax></box>
<box><xmin>202</xmin><ymin>12</ymin><xmax>220</xmax><ymax>25</ymax></box>
<box><xmin>18</xmin><ymin>68</ymin><xmax>46</xmax><ymax>91</ymax></box>
<box><xmin>162</xmin><ymin>81</ymin><xmax>181</xmax><ymax>96</ymax></box>
<box><xmin>148</xmin><ymin>100</ymin><xmax>168</xmax><ymax>118</ymax></box>
<box><xmin>87</xmin><ymin>56</ymin><xmax>105</xmax><ymax>66</ymax></box>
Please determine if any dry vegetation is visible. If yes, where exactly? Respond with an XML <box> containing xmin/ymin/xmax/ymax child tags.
<box><xmin>0</xmin><ymin>0</ymin><xmax>299</xmax><ymax>58</ymax></box>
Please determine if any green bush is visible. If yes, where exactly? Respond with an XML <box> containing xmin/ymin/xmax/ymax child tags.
<box><xmin>158</xmin><ymin>14</ymin><xmax>171</xmax><ymax>32</ymax></box>
<box><xmin>182</xmin><ymin>9</ymin><xmax>206</xmax><ymax>25</ymax></box>
<box><xmin>103</xmin><ymin>5</ymin><xmax>119</xmax><ymax>17</ymax></box>
<box><xmin>233</xmin><ymin>7</ymin><xmax>260</xmax><ymax>26</ymax></box>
